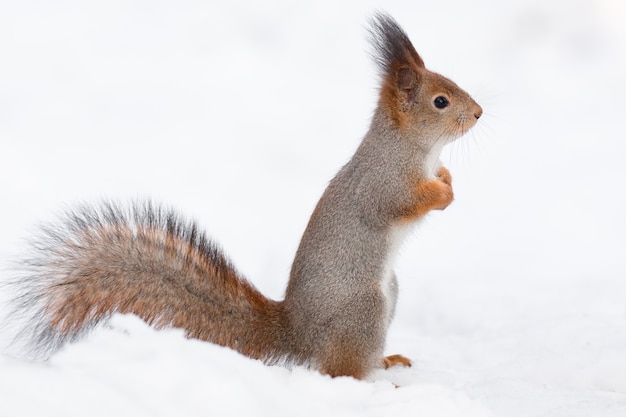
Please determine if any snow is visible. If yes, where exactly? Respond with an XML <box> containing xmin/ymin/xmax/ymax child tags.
<box><xmin>1</xmin><ymin>0</ymin><xmax>625</xmax><ymax>416</ymax></box>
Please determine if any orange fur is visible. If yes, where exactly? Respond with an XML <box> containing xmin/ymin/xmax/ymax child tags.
<box><xmin>383</xmin><ymin>354</ymin><xmax>413</xmax><ymax>369</ymax></box>
<box><xmin>396</xmin><ymin>174</ymin><xmax>454</xmax><ymax>223</ymax></box>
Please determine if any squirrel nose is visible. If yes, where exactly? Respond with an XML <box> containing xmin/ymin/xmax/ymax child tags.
<box><xmin>474</xmin><ymin>105</ymin><xmax>483</xmax><ymax>120</ymax></box>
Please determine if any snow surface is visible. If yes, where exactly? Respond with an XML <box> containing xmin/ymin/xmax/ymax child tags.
<box><xmin>1</xmin><ymin>0</ymin><xmax>625</xmax><ymax>416</ymax></box>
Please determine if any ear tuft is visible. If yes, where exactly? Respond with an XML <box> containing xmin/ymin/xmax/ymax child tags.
<box><xmin>368</xmin><ymin>12</ymin><xmax>425</xmax><ymax>80</ymax></box>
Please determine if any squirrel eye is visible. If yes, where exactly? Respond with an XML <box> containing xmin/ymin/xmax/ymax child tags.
<box><xmin>433</xmin><ymin>96</ymin><xmax>449</xmax><ymax>109</ymax></box>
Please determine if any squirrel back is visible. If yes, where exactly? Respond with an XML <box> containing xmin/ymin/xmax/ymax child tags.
<box><xmin>5</xmin><ymin>13</ymin><xmax>481</xmax><ymax>379</ymax></box>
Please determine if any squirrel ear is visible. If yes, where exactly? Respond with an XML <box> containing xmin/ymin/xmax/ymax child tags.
<box><xmin>397</xmin><ymin>66</ymin><xmax>417</xmax><ymax>92</ymax></box>
<box><xmin>397</xmin><ymin>66</ymin><xmax>418</xmax><ymax>109</ymax></box>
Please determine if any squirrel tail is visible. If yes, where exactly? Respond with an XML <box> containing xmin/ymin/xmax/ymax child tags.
<box><xmin>7</xmin><ymin>201</ymin><xmax>289</xmax><ymax>362</ymax></box>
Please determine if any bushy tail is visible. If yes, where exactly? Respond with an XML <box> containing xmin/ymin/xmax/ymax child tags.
<box><xmin>6</xmin><ymin>201</ymin><xmax>289</xmax><ymax>362</ymax></box>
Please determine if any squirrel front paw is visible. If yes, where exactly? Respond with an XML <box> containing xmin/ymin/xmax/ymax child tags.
<box><xmin>437</xmin><ymin>166</ymin><xmax>452</xmax><ymax>186</ymax></box>
<box><xmin>398</xmin><ymin>176</ymin><xmax>454</xmax><ymax>221</ymax></box>
<box><xmin>431</xmin><ymin>179</ymin><xmax>454</xmax><ymax>210</ymax></box>
<box><xmin>433</xmin><ymin>166</ymin><xmax>453</xmax><ymax>210</ymax></box>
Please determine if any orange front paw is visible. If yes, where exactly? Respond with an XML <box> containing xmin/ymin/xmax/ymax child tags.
<box><xmin>398</xmin><ymin>178</ymin><xmax>454</xmax><ymax>222</ymax></box>
<box><xmin>437</xmin><ymin>166</ymin><xmax>452</xmax><ymax>186</ymax></box>
<box><xmin>426</xmin><ymin>178</ymin><xmax>454</xmax><ymax>211</ymax></box>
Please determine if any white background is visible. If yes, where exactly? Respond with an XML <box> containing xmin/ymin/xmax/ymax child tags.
<box><xmin>1</xmin><ymin>1</ymin><xmax>625</xmax><ymax>416</ymax></box>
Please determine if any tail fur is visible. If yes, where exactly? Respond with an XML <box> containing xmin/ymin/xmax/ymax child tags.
<box><xmin>7</xmin><ymin>201</ymin><xmax>289</xmax><ymax>362</ymax></box>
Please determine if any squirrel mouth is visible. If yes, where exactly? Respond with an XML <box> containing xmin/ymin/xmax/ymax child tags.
<box><xmin>457</xmin><ymin>113</ymin><xmax>480</xmax><ymax>136</ymax></box>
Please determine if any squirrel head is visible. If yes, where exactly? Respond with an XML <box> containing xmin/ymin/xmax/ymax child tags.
<box><xmin>369</xmin><ymin>13</ymin><xmax>482</xmax><ymax>145</ymax></box>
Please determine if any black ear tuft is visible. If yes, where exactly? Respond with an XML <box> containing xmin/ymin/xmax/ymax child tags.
<box><xmin>368</xmin><ymin>12</ymin><xmax>424</xmax><ymax>78</ymax></box>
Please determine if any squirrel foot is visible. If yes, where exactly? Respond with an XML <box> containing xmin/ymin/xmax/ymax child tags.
<box><xmin>382</xmin><ymin>354</ymin><xmax>412</xmax><ymax>369</ymax></box>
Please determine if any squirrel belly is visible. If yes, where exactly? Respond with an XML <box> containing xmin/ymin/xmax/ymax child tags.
<box><xmin>6</xmin><ymin>13</ymin><xmax>481</xmax><ymax>380</ymax></box>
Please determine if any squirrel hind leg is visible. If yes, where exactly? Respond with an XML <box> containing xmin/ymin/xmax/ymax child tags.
<box><xmin>319</xmin><ymin>354</ymin><xmax>369</xmax><ymax>380</ymax></box>
<box><xmin>316</xmin><ymin>341</ymin><xmax>380</xmax><ymax>380</ymax></box>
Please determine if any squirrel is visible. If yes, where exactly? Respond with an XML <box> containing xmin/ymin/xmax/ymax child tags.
<box><xmin>6</xmin><ymin>13</ymin><xmax>482</xmax><ymax>380</ymax></box>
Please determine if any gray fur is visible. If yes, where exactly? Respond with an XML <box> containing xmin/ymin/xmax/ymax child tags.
<box><xmin>285</xmin><ymin>108</ymin><xmax>422</xmax><ymax>373</ymax></box>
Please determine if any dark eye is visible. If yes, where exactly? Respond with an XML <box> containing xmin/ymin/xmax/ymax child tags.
<box><xmin>433</xmin><ymin>96</ymin><xmax>449</xmax><ymax>109</ymax></box>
